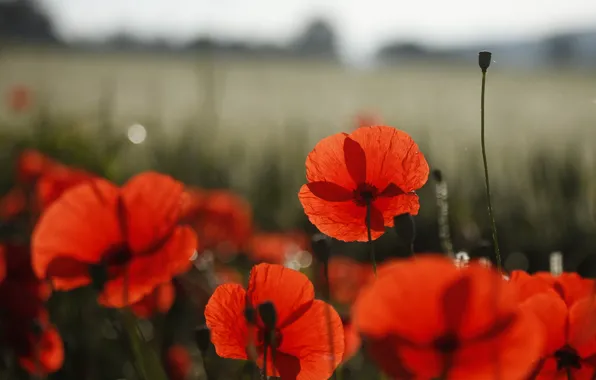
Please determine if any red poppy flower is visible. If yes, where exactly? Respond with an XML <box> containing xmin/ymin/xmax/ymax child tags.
<box><xmin>181</xmin><ymin>188</ymin><xmax>252</xmax><ymax>258</ymax></box>
<box><xmin>16</xmin><ymin>150</ymin><xmax>55</xmax><ymax>184</ymax></box>
<box><xmin>509</xmin><ymin>271</ymin><xmax>596</xmax><ymax>378</ymax></box>
<box><xmin>130</xmin><ymin>281</ymin><xmax>176</xmax><ymax>318</ymax></box>
<box><xmin>298</xmin><ymin>126</ymin><xmax>429</xmax><ymax>242</ymax></box>
<box><xmin>341</xmin><ymin>318</ymin><xmax>361</xmax><ymax>363</ymax></box>
<box><xmin>16</xmin><ymin>322</ymin><xmax>64</xmax><ymax>375</ymax></box>
<box><xmin>7</xmin><ymin>85</ymin><xmax>32</xmax><ymax>112</ymax></box>
<box><xmin>205</xmin><ymin>263</ymin><xmax>344</xmax><ymax>379</ymax></box>
<box><xmin>215</xmin><ymin>265</ymin><xmax>244</xmax><ymax>285</ymax></box>
<box><xmin>165</xmin><ymin>345</ymin><xmax>192</xmax><ymax>380</ymax></box>
<box><xmin>32</xmin><ymin>172</ymin><xmax>198</xmax><ymax>307</ymax></box>
<box><xmin>355</xmin><ymin>111</ymin><xmax>381</xmax><ymax>129</ymax></box>
<box><xmin>353</xmin><ymin>256</ymin><xmax>544</xmax><ymax>379</ymax></box>
<box><xmin>248</xmin><ymin>231</ymin><xmax>310</xmax><ymax>264</ymax></box>
<box><xmin>325</xmin><ymin>256</ymin><xmax>374</xmax><ymax>304</ymax></box>
<box><xmin>0</xmin><ymin>244</ymin><xmax>63</xmax><ymax>374</ymax></box>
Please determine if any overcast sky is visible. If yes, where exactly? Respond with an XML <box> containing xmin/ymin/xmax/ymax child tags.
<box><xmin>41</xmin><ymin>0</ymin><xmax>596</xmax><ymax>61</ymax></box>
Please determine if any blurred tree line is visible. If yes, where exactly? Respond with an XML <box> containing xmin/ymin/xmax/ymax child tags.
<box><xmin>2</xmin><ymin>0</ymin><xmax>596</xmax><ymax>67</ymax></box>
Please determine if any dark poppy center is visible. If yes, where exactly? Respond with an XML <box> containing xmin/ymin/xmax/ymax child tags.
<box><xmin>353</xmin><ymin>183</ymin><xmax>379</xmax><ymax>207</ymax></box>
<box><xmin>257</xmin><ymin>328</ymin><xmax>283</xmax><ymax>350</ymax></box>
<box><xmin>433</xmin><ymin>333</ymin><xmax>460</xmax><ymax>353</ymax></box>
<box><xmin>554</xmin><ymin>346</ymin><xmax>581</xmax><ymax>370</ymax></box>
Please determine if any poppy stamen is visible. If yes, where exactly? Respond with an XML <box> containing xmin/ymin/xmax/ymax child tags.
<box><xmin>554</xmin><ymin>346</ymin><xmax>581</xmax><ymax>371</ymax></box>
<box><xmin>433</xmin><ymin>333</ymin><xmax>460</xmax><ymax>353</ymax></box>
<box><xmin>353</xmin><ymin>183</ymin><xmax>378</xmax><ymax>207</ymax></box>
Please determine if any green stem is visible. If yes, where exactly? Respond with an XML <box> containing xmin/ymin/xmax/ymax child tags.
<box><xmin>480</xmin><ymin>70</ymin><xmax>502</xmax><ymax>270</ymax></box>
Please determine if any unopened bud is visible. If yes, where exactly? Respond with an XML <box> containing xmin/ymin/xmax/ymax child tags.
<box><xmin>478</xmin><ymin>51</ymin><xmax>492</xmax><ymax>72</ymax></box>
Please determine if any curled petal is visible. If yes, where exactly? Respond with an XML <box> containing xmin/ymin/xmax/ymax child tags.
<box><xmin>205</xmin><ymin>283</ymin><xmax>249</xmax><ymax>360</ymax></box>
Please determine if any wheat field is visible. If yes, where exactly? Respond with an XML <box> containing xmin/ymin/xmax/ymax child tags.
<box><xmin>1</xmin><ymin>44</ymin><xmax>596</xmax><ymax>251</ymax></box>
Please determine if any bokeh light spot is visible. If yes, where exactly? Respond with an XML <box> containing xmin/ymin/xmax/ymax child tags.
<box><xmin>127</xmin><ymin>123</ymin><xmax>147</xmax><ymax>144</ymax></box>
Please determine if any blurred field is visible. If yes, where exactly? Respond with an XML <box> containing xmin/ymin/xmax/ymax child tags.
<box><xmin>2</xmin><ymin>44</ymin><xmax>596</xmax><ymax>267</ymax></box>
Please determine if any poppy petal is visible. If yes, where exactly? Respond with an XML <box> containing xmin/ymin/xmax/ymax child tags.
<box><xmin>298</xmin><ymin>185</ymin><xmax>384</xmax><ymax>242</ymax></box>
<box><xmin>349</xmin><ymin>126</ymin><xmax>429</xmax><ymax>192</ymax></box>
<box><xmin>342</xmin><ymin>322</ymin><xmax>362</xmax><ymax>363</ymax></box>
<box><xmin>520</xmin><ymin>291</ymin><xmax>567</xmax><ymax>355</ymax></box>
<box><xmin>534</xmin><ymin>272</ymin><xmax>594</xmax><ymax>307</ymax></box>
<box><xmin>32</xmin><ymin>179</ymin><xmax>122</xmax><ymax>289</ymax></box>
<box><xmin>398</xmin><ymin>310</ymin><xmax>544</xmax><ymax>379</ymax></box>
<box><xmin>353</xmin><ymin>257</ymin><xmax>518</xmax><ymax>344</ymax></box>
<box><xmin>130</xmin><ymin>281</ymin><xmax>176</xmax><ymax>318</ymax></box>
<box><xmin>247</xmin><ymin>263</ymin><xmax>314</xmax><ymax>327</ymax></box>
<box><xmin>305</xmin><ymin>133</ymin><xmax>358</xmax><ymax>190</ymax></box>
<box><xmin>343</xmin><ymin>137</ymin><xmax>366</xmax><ymax>185</ymax></box>
<box><xmin>569</xmin><ymin>296</ymin><xmax>596</xmax><ymax>358</ymax></box>
<box><xmin>278</xmin><ymin>300</ymin><xmax>344</xmax><ymax>380</ymax></box>
<box><xmin>306</xmin><ymin>182</ymin><xmax>353</xmax><ymax>202</ymax></box>
<box><xmin>454</xmin><ymin>311</ymin><xmax>544</xmax><ymax>380</ymax></box>
<box><xmin>122</xmin><ymin>172</ymin><xmax>184</xmax><ymax>254</ymax></box>
<box><xmin>366</xmin><ymin>337</ymin><xmax>415</xmax><ymax>379</ymax></box>
<box><xmin>99</xmin><ymin>226</ymin><xmax>196</xmax><ymax>307</ymax></box>
<box><xmin>509</xmin><ymin>270</ymin><xmax>552</xmax><ymax>302</ymax></box>
<box><xmin>204</xmin><ymin>283</ymin><xmax>249</xmax><ymax>360</ymax></box>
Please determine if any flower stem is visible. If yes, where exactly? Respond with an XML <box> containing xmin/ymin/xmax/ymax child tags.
<box><xmin>365</xmin><ymin>200</ymin><xmax>377</xmax><ymax>276</ymax></box>
<box><xmin>479</xmin><ymin>52</ymin><xmax>502</xmax><ymax>270</ymax></box>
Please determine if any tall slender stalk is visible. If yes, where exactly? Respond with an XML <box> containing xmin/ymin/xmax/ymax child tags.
<box><xmin>478</xmin><ymin>51</ymin><xmax>502</xmax><ymax>270</ymax></box>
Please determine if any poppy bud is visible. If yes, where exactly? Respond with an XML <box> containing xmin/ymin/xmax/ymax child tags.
<box><xmin>194</xmin><ymin>326</ymin><xmax>212</xmax><ymax>354</ymax></box>
<box><xmin>393</xmin><ymin>213</ymin><xmax>415</xmax><ymax>254</ymax></box>
<box><xmin>244</xmin><ymin>305</ymin><xmax>256</xmax><ymax>324</ymax></box>
<box><xmin>432</xmin><ymin>169</ymin><xmax>443</xmax><ymax>183</ymax></box>
<box><xmin>311</xmin><ymin>233</ymin><xmax>330</xmax><ymax>263</ymax></box>
<box><xmin>89</xmin><ymin>263</ymin><xmax>108</xmax><ymax>292</ymax></box>
<box><xmin>257</xmin><ymin>301</ymin><xmax>277</xmax><ymax>330</ymax></box>
<box><xmin>478</xmin><ymin>51</ymin><xmax>492</xmax><ymax>72</ymax></box>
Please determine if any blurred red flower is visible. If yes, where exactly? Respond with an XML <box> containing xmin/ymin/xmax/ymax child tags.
<box><xmin>1</xmin><ymin>150</ymin><xmax>96</xmax><ymax>223</ymax></box>
<box><xmin>165</xmin><ymin>345</ymin><xmax>192</xmax><ymax>380</ymax></box>
<box><xmin>130</xmin><ymin>281</ymin><xmax>176</xmax><ymax>318</ymax></box>
<box><xmin>0</xmin><ymin>244</ymin><xmax>63</xmax><ymax>374</ymax></box>
<box><xmin>354</xmin><ymin>111</ymin><xmax>381</xmax><ymax>129</ymax></box>
<box><xmin>7</xmin><ymin>85</ymin><xmax>32</xmax><ymax>112</ymax></box>
<box><xmin>298</xmin><ymin>126</ymin><xmax>429</xmax><ymax>242</ymax></box>
<box><xmin>205</xmin><ymin>263</ymin><xmax>344</xmax><ymax>379</ymax></box>
<box><xmin>16</xmin><ymin>150</ymin><xmax>55</xmax><ymax>184</ymax></box>
<box><xmin>214</xmin><ymin>265</ymin><xmax>244</xmax><ymax>285</ymax></box>
<box><xmin>181</xmin><ymin>188</ymin><xmax>252</xmax><ymax>258</ymax></box>
<box><xmin>510</xmin><ymin>271</ymin><xmax>596</xmax><ymax>378</ymax></box>
<box><xmin>32</xmin><ymin>172</ymin><xmax>197</xmax><ymax>307</ymax></box>
<box><xmin>341</xmin><ymin>318</ymin><xmax>361</xmax><ymax>363</ymax></box>
<box><xmin>325</xmin><ymin>256</ymin><xmax>374</xmax><ymax>304</ymax></box>
<box><xmin>248</xmin><ymin>231</ymin><xmax>309</xmax><ymax>264</ymax></box>
<box><xmin>353</xmin><ymin>256</ymin><xmax>544</xmax><ymax>379</ymax></box>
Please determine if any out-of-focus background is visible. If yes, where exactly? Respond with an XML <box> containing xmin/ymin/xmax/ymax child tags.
<box><xmin>2</xmin><ymin>1</ymin><xmax>596</xmax><ymax>380</ymax></box>
<box><xmin>3</xmin><ymin>0</ymin><xmax>596</xmax><ymax>285</ymax></box>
